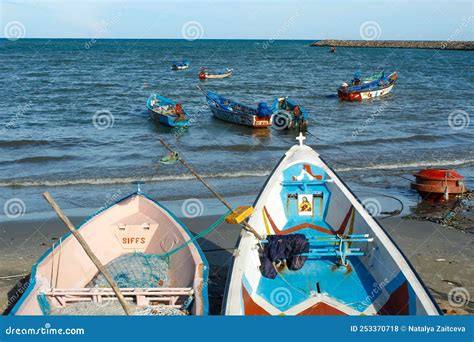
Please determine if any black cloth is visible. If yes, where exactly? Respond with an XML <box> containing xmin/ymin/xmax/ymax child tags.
<box><xmin>260</xmin><ymin>234</ymin><xmax>309</xmax><ymax>279</ymax></box>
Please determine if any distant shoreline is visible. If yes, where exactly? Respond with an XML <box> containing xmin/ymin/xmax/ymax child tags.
<box><xmin>311</xmin><ymin>39</ymin><xmax>474</xmax><ymax>50</ymax></box>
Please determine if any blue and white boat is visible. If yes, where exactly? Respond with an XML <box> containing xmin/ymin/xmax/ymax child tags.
<box><xmin>223</xmin><ymin>134</ymin><xmax>440</xmax><ymax>316</ymax></box>
<box><xmin>146</xmin><ymin>94</ymin><xmax>190</xmax><ymax>127</ymax></box>
<box><xmin>171</xmin><ymin>60</ymin><xmax>190</xmax><ymax>70</ymax></box>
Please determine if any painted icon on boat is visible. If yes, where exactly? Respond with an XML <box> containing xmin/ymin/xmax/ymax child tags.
<box><xmin>298</xmin><ymin>195</ymin><xmax>313</xmax><ymax>215</ymax></box>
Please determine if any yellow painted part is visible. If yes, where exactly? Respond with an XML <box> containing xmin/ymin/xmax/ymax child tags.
<box><xmin>225</xmin><ymin>206</ymin><xmax>254</xmax><ymax>224</ymax></box>
<box><xmin>262</xmin><ymin>208</ymin><xmax>271</xmax><ymax>235</ymax></box>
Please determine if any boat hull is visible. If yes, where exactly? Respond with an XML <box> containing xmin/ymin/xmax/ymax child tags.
<box><xmin>146</xmin><ymin>94</ymin><xmax>190</xmax><ymax>127</ymax></box>
<box><xmin>12</xmin><ymin>192</ymin><xmax>209</xmax><ymax>316</ymax></box>
<box><xmin>210</xmin><ymin>106</ymin><xmax>272</xmax><ymax>128</ymax></box>
<box><xmin>223</xmin><ymin>142</ymin><xmax>440</xmax><ymax>316</ymax></box>
<box><xmin>338</xmin><ymin>84</ymin><xmax>394</xmax><ymax>101</ymax></box>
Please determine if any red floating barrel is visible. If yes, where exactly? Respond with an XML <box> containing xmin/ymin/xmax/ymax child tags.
<box><xmin>411</xmin><ymin>168</ymin><xmax>468</xmax><ymax>201</ymax></box>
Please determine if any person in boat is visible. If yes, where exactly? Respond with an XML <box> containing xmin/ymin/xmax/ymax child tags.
<box><xmin>175</xmin><ymin>103</ymin><xmax>186</xmax><ymax>120</ymax></box>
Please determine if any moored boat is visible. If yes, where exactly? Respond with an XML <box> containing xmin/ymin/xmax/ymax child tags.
<box><xmin>146</xmin><ymin>94</ymin><xmax>190</xmax><ymax>127</ymax></box>
<box><xmin>205</xmin><ymin>90</ymin><xmax>273</xmax><ymax>128</ymax></box>
<box><xmin>338</xmin><ymin>71</ymin><xmax>397</xmax><ymax>101</ymax></box>
<box><xmin>223</xmin><ymin>134</ymin><xmax>440</xmax><ymax>316</ymax></box>
<box><xmin>12</xmin><ymin>191</ymin><xmax>209</xmax><ymax>316</ymax></box>
<box><xmin>171</xmin><ymin>60</ymin><xmax>190</xmax><ymax>70</ymax></box>
<box><xmin>271</xmin><ymin>97</ymin><xmax>309</xmax><ymax>130</ymax></box>
<box><xmin>411</xmin><ymin>168</ymin><xmax>468</xmax><ymax>201</ymax></box>
<box><xmin>199</xmin><ymin>67</ymin><xmax>233</xmax><ymax>80</ymax></box>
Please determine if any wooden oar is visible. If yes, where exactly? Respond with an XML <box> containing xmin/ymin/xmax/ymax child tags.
<box><xmin>158</xmin><ymin>139</ymin><xmax>263</xmax><ymax>241</ymax></box>
<box><xmin>43</xmin><ymin>192</ymin><xmax>132</xmax><ymax>316</ymax></box>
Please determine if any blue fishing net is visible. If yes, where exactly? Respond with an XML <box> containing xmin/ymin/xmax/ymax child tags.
<box><xmin>88</xmin><ymin>252</ymin><xmax>170</xmax><ymax>288</ymax></box>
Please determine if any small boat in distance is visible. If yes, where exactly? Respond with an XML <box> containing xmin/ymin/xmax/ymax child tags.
<box><xmin>146</xmin><ymin>94</ymin><xmax>190</xmax><ymax>127</ymax></box>
<box><xmin>271</xmin><ymin>97</ymin><xmax>309</xmax><ymax>130</ymax></box>
<box><xmin>330</xmin><ymin>47</ymin><xmax>336</xmax><ymax>53</ymax></box>
<box><xmin>223</xmin><ymin>134</ymin><xmax>440</xmax><ymax>316</ymax></box>
<box><xmin>12</xmin><ymin>191</ymin><xmax>209</xmax><ymax>316</ymax></box>
<box><xmin>199</xmin><ymin>67</ymin><xmax>233</xmax><ymax>80</ymax></box>
<box><xmin>205</xmin><ymin>90</ymin><xmax>272</xmax><ymax>128</ymax></box>
<box><xmin>171</xmin><ymin>60</ymin><xmax>190</xmax><ymax>70</ymax></box>
<box><xmin>338</xmin><ymin>71</ymin><xmax>398</xmax><ymax>101</ymax></box>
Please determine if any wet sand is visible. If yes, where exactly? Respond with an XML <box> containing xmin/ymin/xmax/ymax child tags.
<box><xmin>0</xmin><ymin>214</ymin><xmax>472</xmax><ymax>315</ymax></box>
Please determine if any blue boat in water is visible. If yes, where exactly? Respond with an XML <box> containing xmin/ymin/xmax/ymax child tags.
<box><xmin>146</xmin><ymin>94</ymin><xmax>190</xmax><ymax>127</ymax></box>
<box><xmin>171</xmin><ymin>60</ymin><xmax>190</xmax><ymax>70</ymax></box>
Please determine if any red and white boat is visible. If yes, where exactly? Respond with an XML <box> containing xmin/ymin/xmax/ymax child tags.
<box><xmin>338</xmin><ymin>71</ymin><xmax>397</xmax><ymax>101</ymax></box>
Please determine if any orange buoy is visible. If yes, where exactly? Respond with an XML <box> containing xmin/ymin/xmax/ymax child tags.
<box><xmin>411</xmin><ymin>169</ymin><xmax>468</xmax><ymax>201</ymax></box>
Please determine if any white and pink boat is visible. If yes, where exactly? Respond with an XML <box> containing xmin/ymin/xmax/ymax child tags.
<box><xmin>11</xmin><ymin>191</ymin><xmax>209</xmax><ymax>316</ymax></box>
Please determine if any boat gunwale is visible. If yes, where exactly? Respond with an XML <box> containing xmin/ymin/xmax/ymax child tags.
<box><xmin>222</xmin><ymin>143</ymin><xmax>441</xmax><ymax>315</ymax></box>
<box><xmin>10</xmin><ymin>191</ymin><xmax>209</xmax><ymax>316</ymax></box>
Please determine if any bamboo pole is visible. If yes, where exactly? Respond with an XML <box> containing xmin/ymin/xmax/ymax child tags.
<box><xmin>42</xmin><ymin>192</ymin><xmax>132</xmax><ymax>316</ymax></box>
<box><xmin>158</xmin><ymin>138</ymin><xmax>263</xmax><ymax>240</ymax></box>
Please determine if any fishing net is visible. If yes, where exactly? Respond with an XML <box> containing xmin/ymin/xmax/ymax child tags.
<box><xmin>50</xmin><ymin>302</ymin><xmax>187</xmax><ymax>316</ymax></box>
<box><xmin>88</xmin><ymin>252</ymin><xmax>170</xmax><ymax>288</ymax></box>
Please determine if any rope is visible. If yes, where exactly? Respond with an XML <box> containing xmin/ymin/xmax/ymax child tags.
<box><xmin>155</xmin><ymin>210</ymin><xmax>232</xmax><ymax>258</ymax></box>
<box><xmin>0</xmin><ymin>273</ymin><xmax>28</xmax><ymax>280</ymax></box>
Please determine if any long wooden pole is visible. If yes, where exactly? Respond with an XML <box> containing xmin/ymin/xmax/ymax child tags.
<box><xmin>42</xmin><ymin>192</ymin><xmax>132</xmax><ymax>316</ymax></box>
<box><xmin>158</xmin><ymin>139</ymin><xmax>263</xmax><ymax>240</ymax></box>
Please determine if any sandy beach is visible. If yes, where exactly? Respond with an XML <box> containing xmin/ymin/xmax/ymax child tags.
<box><xmin>1</xmin><ymin>211</ymin><xmax>472</xmax><ymax>315</ymax></box>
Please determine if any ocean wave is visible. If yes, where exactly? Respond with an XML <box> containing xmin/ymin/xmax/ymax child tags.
<box><xmin>0</xmin><ymin>155</ymin><xmax>75</xmax><ymax>165</ymax></box>
<box><xmin>0</xmin><ymin>139</ymin><xmax>50</xmax><ymax>147</ymax></box>
<box><xmin>341</xmin><ymin>134</ymin><xmax>439</xmax><ymax>146</ymax></box>
<box><xmin>1</xmin><ymin>157</ymin><xmax>472</xmax><ymax>188</ymax></box>
<box><xmin>335</xmin><ymin>158</ymin><xmax>474</xmax><ymax>172</ymax></box>
<box><xmin>0</xmin><ymin>170</ymin><xmax>272</xmax><ymax>187</ymax></box>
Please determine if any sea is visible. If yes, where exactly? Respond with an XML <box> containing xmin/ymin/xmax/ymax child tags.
<box><xmin>0</xmin><ymin>39</ymin><xmax>472</xmax><ymax>221</ymax></box>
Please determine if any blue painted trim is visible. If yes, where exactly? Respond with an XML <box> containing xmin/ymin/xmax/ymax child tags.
<box><xmin>11</xmin><ymin>191</ymin><xmax>209</xmax><ymax>316</ymax></box>
<box><xmin>318</xmin><ymin>155</ymin><xmax>442</xmax><ymax>315</ymax></box>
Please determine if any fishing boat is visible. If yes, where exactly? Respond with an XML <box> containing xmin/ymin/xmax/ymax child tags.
<box><xmin>205</xmin><ymin>90</ymin><xmax>272</xmax><ymax>128</ymax></box>
<box><xmin>199</xmin><ymin>67</ymin><xmax>233</xmax><ymax>80</ymax></box>
<box><xmin>338</xmin><ymin>71</ymin><xmax>398</xmax><ymax>101</ymax></box>
<box><xmin>171</xmin><ymin>60</ymin><xmax>190</xmax><ymax>70</ymax></box>
<box><xmin>223</xmin><ymin>133</ymin><xmax>440</xmax><ymax>316</ymax></box>
<box><xmin>271</xmin><ymin>97</ymin><xmax>309</xmax><ymax>130</ymax></box>
<box><xmin>11</xmin><ymin>191</ymin><xmax>209</xmax><ymax>316</ymax></box>
<box><xmin>146</xmin><ymin>94</ymin><xmax>190</xmax><ymax>127</ymax></box>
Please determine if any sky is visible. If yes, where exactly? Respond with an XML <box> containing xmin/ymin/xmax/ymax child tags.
<box><xmin>1</xmin><ymin>0</ymin><xmax>473</xmax><ymax>40</ymax></box>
